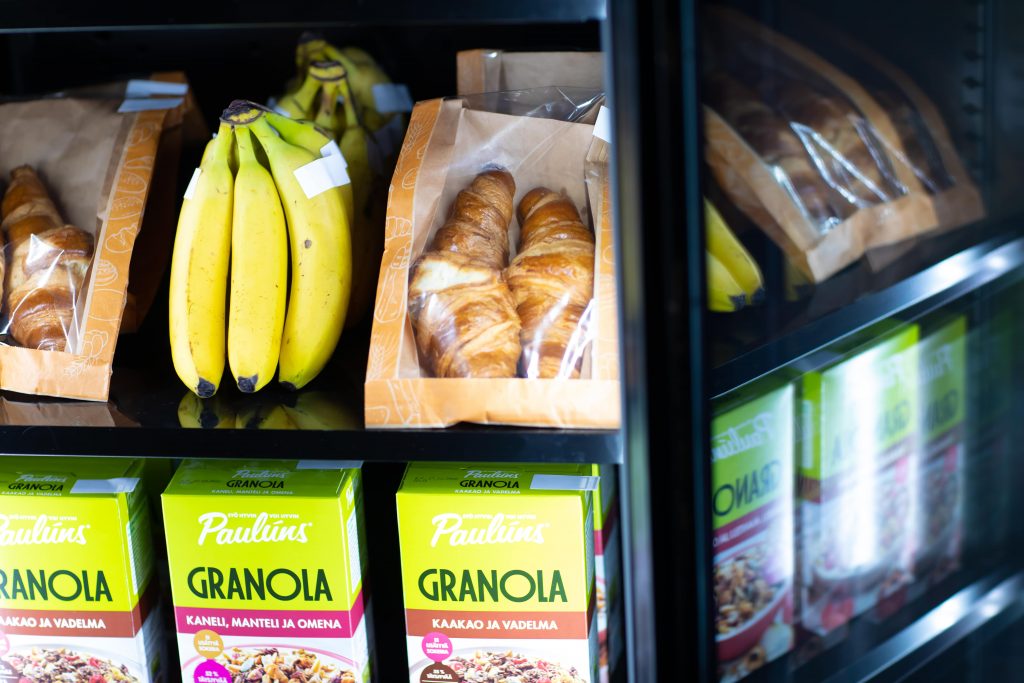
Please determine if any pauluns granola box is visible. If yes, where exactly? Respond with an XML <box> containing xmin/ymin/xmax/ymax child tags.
<box><xmin>162</xmin><ymin>460</ymin><xmax>370</xmax><ymax>683</ymax></box>
<box><xmin>913</xmin><ymin>315</ymin><xmax>966</xmax><ymax>589</ymax></box>
<box><xmin>711</xmin><ymin>381</ymin><xmax>794</xmax><ymax>682</ymax></box>
<box><xmin>0</xmin><ymin>456</ymin><xmax>164</xmax><ymax>683</ymax></box>
<box><xmin>590</xmin><ymin>465</ymin><xmax>622</xmax><ymax>683</ymax></box>
<box><xmin>397</xmin><ymin>463</ymin><xmax>598</xmax><ymax>683</ymax></box>
<box><xmin>797</xmin><ymin>324</ymin><xmax>919</xmax><ymax>636</ymax></box>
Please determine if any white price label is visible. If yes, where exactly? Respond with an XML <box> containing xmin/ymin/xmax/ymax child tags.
<box><xmin>530</xmin><ymin>474</ymin><xmax>600</xmax><ymax>491</ymax></box>
<box><xmin>125</xmin><ymin>79</ymin><xmax>189</xmax><ymax>98</ymax></box>
<box><xmin>183</xmin><ymin>167</ymin><xmax>202</xmax><ymax>200</ymax></box>
<box><xmin>71</xmin><ymin>477</ymin><xmax>141</xmax><ymax>494</ymax></box>
<box><xmin>593</xmin><ymin>105</ymin><xmax>612</xmax><ymax>144</ymax></box>
<box><xmin>294</xmin><ymin>157</ymin><xmax>350</xmax><ymax>199</ymax></box>
<box><xmin>372</xmin><ymin>83</ymin><xmax>414</xmax><ymax>114</ymax></box>
<box><xmin>117</xmin><ymin>97</ymin><xmax>185</xmax><ymax>113</ymax></box>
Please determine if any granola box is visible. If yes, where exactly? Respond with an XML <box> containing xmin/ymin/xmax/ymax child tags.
<box><xmin>590</xmin><ymin>465</ymin><xmax>622</xmax><ymax>683</ymax></box>
<box><xmin>797</xmin><ymin>324</ymin><xmax>919</xmax><ymax>635</ymax></box>
<box><xmin>711</xmin><ymin>381</ymin><xmax>794</xmax><ymax>682</ymax></box>
<box><xmin>913</xmin><ymin>315</ymin><xmax>966</xmax><ymax>588</ymax></box>
<box><xmin>0</xmin><ymin>456</ymin><xmax>163</xmax><ymax>683</ymax></box>
<box><xmin>162</xmin><ymin>460</ymin><xmax>370</xmax><ymax>683</ymax></box>
<box><xmin>397</xmin><ymin>463</ymin><xmax>598</xmax><ymax>683</ymax></box>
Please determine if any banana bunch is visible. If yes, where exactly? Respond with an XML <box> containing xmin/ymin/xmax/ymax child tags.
<box><xmin>178</xmin><ymin>391</ymin><xmax>360</xmax><ymax>430</ymax></box>
<box><xmin>280</xmin><ymin>32</ymin><xmax>401</xmax><ymax>135</ymax></box>
<box><xmin>705</xmin><ymin>198</ymin><xmax>764</xmax><ymax>312</ymax></box>
<box><xmin>169</xmin><ymin>102</ymin><xmax>352</xmax><ymax>397</ymax></box>
<box><xmin>273</xmin><ymin>35</ymin><xmax>401</xmax><ymax>326</ymax></box>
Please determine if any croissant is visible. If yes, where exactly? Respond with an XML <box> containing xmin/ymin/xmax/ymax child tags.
<box><xmin>506</xmin><ymin>187</ymin><xmax>595</xmax><ymax>379</ymax></box>
<box><xmin>409</xmin><ymin>168</ymin><xmax>521</xmax><ymax>378</ymax></box>
<box><xmin>705</xmin><ymin>73</ymin><xmax>849</xmax><ymax>231</ymax></box>
<box><xmin>1</xmin><ymin>166</ymin><xmax>94</xmax><ymax>351</ymax></box>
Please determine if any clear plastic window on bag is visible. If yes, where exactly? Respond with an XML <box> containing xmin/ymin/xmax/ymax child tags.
<box><xmin>0</xmin><ymin>166</ymin><xmax>94</xmax><ymax>352</ymax></box>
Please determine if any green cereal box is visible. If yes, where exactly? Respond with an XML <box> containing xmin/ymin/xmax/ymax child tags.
<box><xmin>798</xmin><ymin>324</ymin><xmax>919</xmax><ymax>635</ymax></box>
<box><xmin>711</xmin><ymin>381</ymin><xmax>794</xmax><ymax>682</ymax></box>
<box><xmin>162</xmin><ymin>460</ymin><xmax>370</xmax><ymax>683</ymax></box>
<box><xmin>914</xmin><ymin>315</ymin><xmax>966</xmax><ymax>587</ymax></box>
<box><xmin>0</xmin><ymin>456</ymin><xmax>163</xmax><ymax>683</ymax></box>
<box><xmin>590</xmin><ymin>464</ymin><xmax>622</xmax><ymax>683</ymax></box>
<box><xmin>397</xmin><ymin>463</ymin><xmax>598</xmax><ymax>683</ymax></box>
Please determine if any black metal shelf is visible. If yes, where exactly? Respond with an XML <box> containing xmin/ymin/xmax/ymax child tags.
<box><xmin>0</xmin><ymin>423</ymin><xmax>621</xmax><ymax>462</ymax></box>
<box><xmin>737</xmin><ymin>564</ymin><xmax>1024</xmax><ymax>683</ymax></box>
<box><xmin>710</xmin><ymin>221</ymin><xmax>1024</xmax><ymax>398</ymax></box>
<box><xmin>0</xmin><ymin>322</ymin><xmax>621</xmax><ymax>462</ymax></box>
<box><xmin>0</xmin><ymin>0</ymin><xmax>604</xmax><ymax>33</ymax></box>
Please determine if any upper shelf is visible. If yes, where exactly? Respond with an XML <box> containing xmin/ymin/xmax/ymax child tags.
<box><xmin>710</xmin><ymin>220</ymin><xmax>1024</xmax><ymax>397</ymax></box>
<box><xmin>0</xmin><ymin>0</ymin><xmax>605</xmax><ymax>33</ymax></box>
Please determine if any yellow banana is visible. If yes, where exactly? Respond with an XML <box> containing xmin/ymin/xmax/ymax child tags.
<box><xmin>276</xmin><ymin>70</ymin><xmax>320</xmax><ymax>119</ymax></box>
<box><xmin>708</xmin><ymin>251</ymin><xmax>746</xmax><ymax>312</ymax></box>
<box><xmin>232</xmin><ymin>106</ymin><xmax>351</xmax><ymax>390</ymax></box>
<box><xmin>237</xmin><ymin>402</ymin><xmax>298</xmax><ymax>430</ymax></box>
<box><xmin>265</xmin><ymin>111</ymin><xmax>356</xmax><ymax>230</ymax></box>
<box><xmin>337</xmin><ymin>76</ymin><xmax>380</xmax><ymax>327</ymax></box>
<box><xmin>281</xmin><ymin>391</ymin><xmax>360</xmax><ymax>430</ymax></box>
<box><xmin>705</xmin><ymin>198</ymin><xmax>764</xmax><ymax>305</ymax></box>
<box><xmin>323</xmin><ymin>44</ymin><xmax>392</xmax><ymax>132</ymax></box>
<box><xmin>309</xmin><ymin>62</ymin><xmax>346</xmax><ymax>138</ymax></box>
<box><xmin>168</xmin><ymin>123</ymin><xmax>234</xmax><ymax>397</ymax></box>
<box><xmin>177</xmin><ymin>392</ymin><xmax>236</xmax><ymax>429</ymax></box>
<box><xmin>227</xmin><ymin>127</ymin><xmax>288</xmax><ymax>393</ymax></box>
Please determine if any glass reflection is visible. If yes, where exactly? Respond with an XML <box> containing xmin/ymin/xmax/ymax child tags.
<box><xmin>709</xmin><ymin>286</ymin><xmax>1023</xmax><ymax>681</ymax></box>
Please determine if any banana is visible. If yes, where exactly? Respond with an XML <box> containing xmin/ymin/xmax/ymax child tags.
<box><xmin>707</xmin><ymin>251</ymin><xmax>746</xmax><ymax>312</ymax></box>
<box><xmin>265</xmin><ymin>111</ymin><xmax>356</xmax><ymax>230</ymax></box>
<box><xmin>276</xmin><ymin>70</ymin><xmax>321</xmax><ymax>119</ymax></box>
<box><xmin>323</xmin><ymin>44</ymin><xmax>392</xmax><ymax>132</ymax></box>
<box><xmin>227</xmin><ymin>127</ymin><xmax>289</xmax><ymax>393</ymax></box>
<box><xmin>168</xmin><ymin>123</ymin><xmax>234</xmax><ymax>397</ymax></box>
<box><xmin>237</xmin><ymin>402</ymin><xmax>298</xmax><ymax>430</ymax></box>
<box><xmin>282</xmin><ymin>391</ymin><xmax>360</xmax><ymax>430</ymax></box>
<box><xmin>337</xmin><ymin>75</ymin><xmax>380</xmax><ymax>327</ymax></box>
<box><xmin>226</xmin><ymin>104</ymin><xmax>351</xmax><ymax>390</ymax></box>
<box><xmin>177</xmin><ymin>392</ymin><xmax>236</xmax><ymax>429</ymax></box>
<box><xmin>705</xmin><ymin>198</ymin><xmax>764</xmax><ymax>305</ymax></box>
<box><xmin>309</xmin><ymin>61</ymin><xmax>346</xmax><ymax>138</ymax></box>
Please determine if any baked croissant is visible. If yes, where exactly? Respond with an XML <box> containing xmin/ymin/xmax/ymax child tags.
<box><xmin>409</xmin><ymin>168</ymin><xmax>521</xmax><ymax>378</ymax></box>
<box><xmin>506</xmin><ymin>187</ymin><xmax>595</xmax><ymax>379</ymax></box>
<box><xmin>1</xmin><ymin>166</ymin><xmax>94</xmax><ymax>351</ymax></box>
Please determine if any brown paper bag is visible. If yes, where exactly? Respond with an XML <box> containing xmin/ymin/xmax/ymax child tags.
<box><xmin>457</xmin><ymin>50</ymin><xmax>604</xmax><ymax>95</ymax></box>
<box><xmin>365</xmin><ymin>98</ymin><xmax>620</xmax><ymax>428</ymax></box>
<box><xmin>0</xmin><ymin>75</ymin><xmax>194</xmax><ymax>400</ymax></box>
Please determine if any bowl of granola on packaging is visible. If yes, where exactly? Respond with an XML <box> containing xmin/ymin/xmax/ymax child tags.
<box><xmin>2</xmin><ymin>646</ymin><xmax>142</xmax><ymax>683</ymax></box>
<box><xmin>715</xmin><ymin>544</ymin><xmax>790</xmax><ymax>663</ymax></box>
<box><xmin>409</xmin><ymin>647</ymin><xmax>589</xmax><ymax>683</ymax></box>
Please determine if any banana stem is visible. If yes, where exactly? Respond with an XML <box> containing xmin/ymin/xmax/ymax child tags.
<box><xmin>338</xmin><ymin>77</ymin><xmax>360</xmax><ymax>130</ymax></box>
<box><xmin>221</xmin><ymin>100</ymin><xmax>268</xmax><ymax>126</ymax></box>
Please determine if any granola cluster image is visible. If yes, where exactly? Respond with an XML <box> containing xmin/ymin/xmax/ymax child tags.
<box><xmin>447</xmin><ymin>650</ymin><xmax>587</xmax><ymax>683</ymax></box>
<box><xmin>4</xmin><ymin>647</ymin><xmax>139</xmax><ymax>683</ymax></box>
<box><xmin>217</xmin><ymin>647</ymin><xmax>356</xmax><ymax>683</ymax></box>
<box><xmin>714</xmin><ymin>546</ymin><xmax>781</xmax><ymax>635</ymax></box>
